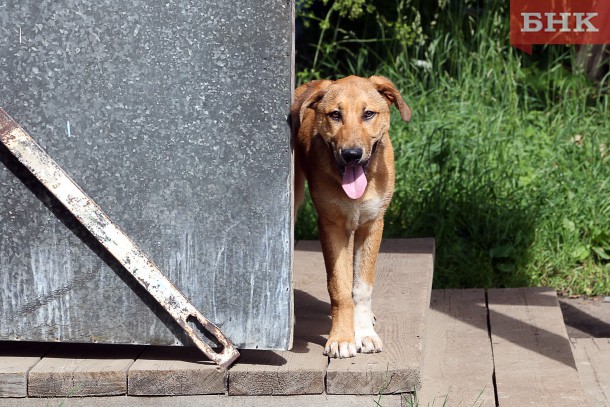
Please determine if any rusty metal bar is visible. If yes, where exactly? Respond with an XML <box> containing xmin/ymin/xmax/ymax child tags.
<box><xmin>0</xmin><ymin>108</ymin><xmax>240</xmax><ymax>368</ymax></box>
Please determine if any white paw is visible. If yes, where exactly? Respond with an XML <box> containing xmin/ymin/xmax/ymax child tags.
<box><xmin>324</xmin><ymin>340</ymin><xmax>358</xmax><ymax>358</ymax></box>
<box><xmin>355</xmin><ymin>329</ymin><xmax>383</xmax><ymax>353</ymax></box>
<box><xmin>354</xmin><ymin>307</ymin><xmax>383</xmax><ymax>353</ymax></box>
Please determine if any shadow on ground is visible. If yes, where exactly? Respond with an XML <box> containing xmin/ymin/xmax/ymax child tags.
<box><xmin>559</xmin><ymin>297</ymin><xmax>610</xmax><ymax>338</ymax></box>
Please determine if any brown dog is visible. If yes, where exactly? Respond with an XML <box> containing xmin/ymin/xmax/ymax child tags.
<box><xmin>291</xmin><ymin>75</ymin><xmax>411</xmax><ymax>358</ymax></box>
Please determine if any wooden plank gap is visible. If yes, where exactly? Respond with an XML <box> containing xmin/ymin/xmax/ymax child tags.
<box><xmin>24</xmin><ymin>343</ymin><xmax>57</xmax><ymax>398</ymax></box>
<box><xmin>484</xmin><ymin>289</ymin><xmax>500</xmax><ymax>407</ymax></box>
<box><xmin>419</xmin><ymin>289</ymin><xmax>495</xmax><ymax>406</ymax></box>
<box><xmin>0</xmin><ymin>342</ymin><xmax>55</xmax><ymax>398</ymax></box>
<box><xmin>28</xmin><ymin>343</ymin><xmax>143</xmax><ymax>397</ymax></box>
<box><xmin>128</xmin><ymin>346</ymin><xmax>226</xmax><ymax>396</ymax></box>
<box><xmin>488</xmin><ymin>288</ymin><xmax>587</xmax><ymax>406</ymax></box>
<box><xmin>572</xmin><ymin>337</ymin><xmax>610</xmax><ymax>406</ymax></box>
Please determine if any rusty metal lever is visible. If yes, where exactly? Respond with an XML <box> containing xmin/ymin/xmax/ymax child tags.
<box><xmin>0</xmin><ymin>108</ymin><xmax>240</xmax><ymax>368</ymax></box>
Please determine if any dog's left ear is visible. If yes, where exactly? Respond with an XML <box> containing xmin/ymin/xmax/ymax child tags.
<box><xmin>369</xmin><ymin>75</ymin><xmax>412</xmax><ymax>122</ymax></box>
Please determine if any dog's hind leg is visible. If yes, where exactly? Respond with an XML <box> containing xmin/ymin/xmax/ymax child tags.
<box><xmin>352</xmin><ymin>216</ymin><xmax>384</xmax><ymax>353</ymax></box>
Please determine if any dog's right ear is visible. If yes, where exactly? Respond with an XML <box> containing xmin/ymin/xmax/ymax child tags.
<box><xmin>290</xmin><ymin>80</ymin><xmax>332</xmax><ymax>129</ymax></box>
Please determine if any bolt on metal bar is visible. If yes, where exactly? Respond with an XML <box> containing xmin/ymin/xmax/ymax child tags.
<box><xmin>0</xmin><ymin>108</ymin><xmax>240</xmax><ymax>368</ymax></box>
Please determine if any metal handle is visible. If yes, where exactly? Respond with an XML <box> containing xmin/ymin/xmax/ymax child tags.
<box><xmin>182</xmin><ymin>311</ymin><xmax>240</xmax><ymax>368</ymax></box>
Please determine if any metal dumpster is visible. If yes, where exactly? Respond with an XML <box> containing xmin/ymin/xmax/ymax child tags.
<box><xmin>0</xmin><ymin>0</ymin><xmax>294</xmax><ymax>350</ymax></box>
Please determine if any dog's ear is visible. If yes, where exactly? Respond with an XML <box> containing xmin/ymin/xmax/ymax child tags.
<box><xmin>369</xmin><ymin>75</ymin><xmax>412</xmax><ymax>122</ymax></box>
<box><xmin>290</xmin><ymin>80</ymin><xmax>332</xmax><ymax>128</ymax></box>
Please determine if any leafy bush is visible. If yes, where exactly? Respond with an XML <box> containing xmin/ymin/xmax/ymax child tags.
<box><xmin>294</xmin><ymin>0</ymin><xmax>610</xmax><ymax>294</ymax></box>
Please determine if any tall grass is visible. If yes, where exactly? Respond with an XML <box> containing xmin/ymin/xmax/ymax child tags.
<box><xmin>295</xmin><ymin>0</ymin><xmax>610</xmax><ymax>295</ymax></box>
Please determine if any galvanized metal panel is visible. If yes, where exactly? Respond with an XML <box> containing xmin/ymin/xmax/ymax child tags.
<box><xmin>0</xmin><ymin>0</ymin><xmax>294</xmax><ymax>349</ymax></box>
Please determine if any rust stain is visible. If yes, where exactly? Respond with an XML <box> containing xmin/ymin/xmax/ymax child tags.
<box><xmin>0</xmin><ymin>110</ymin><xmax>18</xmax><ymax>144</ymax></box>
<box><xmin>0</xmin><ymin>128</ymin><xmax>17</xmax><ymax>144</ymax></box>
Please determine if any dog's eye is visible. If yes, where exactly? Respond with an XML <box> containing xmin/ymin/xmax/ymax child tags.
<box><xmin>328</xmin><ymin>111</ymin><xmax>342</xmax><ymax>121</ymax></box>
<box><xmin>363</xmin><ymin>111</ymin><xmax>377</xmax><ymax>120</ymax></box>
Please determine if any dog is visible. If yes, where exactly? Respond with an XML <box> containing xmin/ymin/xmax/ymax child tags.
<box><xmin>290</xmin><ymin>75</ymin><xmax>411</xmax><ymax>358</ymax></box>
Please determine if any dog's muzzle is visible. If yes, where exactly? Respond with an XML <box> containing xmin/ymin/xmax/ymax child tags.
<box><xmin>336</xmin><ymin>140</ymin><xmax>379</xmax><ymax>175</ymax></box>
<box><xmin>335</xmin><ymin>141</ymin><xmax>379</xmax><ymax>200</ymax></box>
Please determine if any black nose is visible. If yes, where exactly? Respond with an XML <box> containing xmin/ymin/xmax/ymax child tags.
<box><xmin>341</xmin><ymin>148</ymin><xmax>363</xmax><ymax>164</ymax></box>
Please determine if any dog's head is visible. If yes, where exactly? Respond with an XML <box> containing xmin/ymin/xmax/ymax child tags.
<box><xmin>292</xmin><ymin>75</ymin><xmax>411</xmax><ymax>199</ymax></box>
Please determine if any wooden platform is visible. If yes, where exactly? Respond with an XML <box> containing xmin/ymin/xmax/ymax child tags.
<box><xmin>1</xmin><ymin>239</ymin><xmax>608</xmax><ymax>405</ymax></box>
<box><xmin>0</xmin><ymin>238</ymin><xmax>435</xmax><ymax>400</ymax></box>
<box><xmin>420</xmin><ymin>288</ymin><xmax>592</xmax><ymax>406</ymax></box>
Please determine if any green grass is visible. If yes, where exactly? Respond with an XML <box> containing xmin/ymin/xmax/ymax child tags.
<box><xmin>47</xmin><ymin>383</ymin><xmax>84</xmax><ymax>406</ymax></box>
<box><xmin>373</xmin><ymin>386</ymin><xmax>488</xmax><ymax>406</ymax></box>
<box><xmin>295</xmin><ymin>1</ymin><xmax>610</xmax><ymax>295</ymax></box>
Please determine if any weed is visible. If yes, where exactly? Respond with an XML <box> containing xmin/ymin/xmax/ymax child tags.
<box><xmin>46</xmin><ymin>383</ymin><xmax>84</xmax><ymax>407</ymax></box>
<box><xmin>373</xmin><ymin>386</ymin><xmax>488</xmax><ymax>406</ymax></box>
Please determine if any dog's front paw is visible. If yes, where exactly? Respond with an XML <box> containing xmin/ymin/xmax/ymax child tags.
<box><xmin>354</xmin><ymin>308</ymin><xmax>383</xmax><ymax>353</ymax></box>
<box><xmin>355</xmin><ymin>329</ymin><xmax>383</xmax><ymax>353</ymax></box>
<box><xmin>324</xmin><ymin>338</ymin><xmax>357</xmax><ymax>358</ymax></box>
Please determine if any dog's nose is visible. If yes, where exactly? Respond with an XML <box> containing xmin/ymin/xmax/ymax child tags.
<box><xmin>341</xmin><ymin>148</ymin><xmax>363</xmax><ymax>164</ymax></box>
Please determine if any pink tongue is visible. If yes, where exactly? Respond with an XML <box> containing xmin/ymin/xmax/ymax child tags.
<box><xmin>342</xmin><ymin>166</ymin><xmax>367</xmax><ymax>199</ymax></box>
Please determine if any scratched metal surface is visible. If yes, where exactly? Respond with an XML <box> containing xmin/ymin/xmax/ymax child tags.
<box><xmin>0</xmin><ymin>0</ymin><xmax>294</xmax><ymax>349</ymax></box>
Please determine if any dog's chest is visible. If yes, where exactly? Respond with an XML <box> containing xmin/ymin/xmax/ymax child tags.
<box><xmin>331</xmin><ymin>195</ymin><xmax>386</xmax><ymax>231</ymax></box>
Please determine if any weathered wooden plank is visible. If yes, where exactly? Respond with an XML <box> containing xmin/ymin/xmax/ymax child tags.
<box><xmin>326</xmin><ymin>239</ymin><xmax>435</xmax><ymax>395</ymax></box>
<box><xmin>488</xmin><ymin>287</ymin><xmax>587</xmax><ymax>406</ymax></box>
<box><xmin>227</xmin><ymin>241</ymin><xmax>329</xmax><ymax>395</ymax></box>
<box><xmin>572</xmin><ymin>337</ymin><xmax>610</xmax><ymax>407</ymax></box>
<box><xmin>0</xmin><ymin>342</ymin><xmax>53</xmax><ymax>398</ymax></box>
<box><xmin>0</xmin><ymin>394</ymin><xmax>412</xmax><ymax>407</ymax></box>
<box><xmin>127</xmin><ymin>346</ymin><xmax>225</xmax><ymax>395</ymax></box>
<box><xmin>418</xmin><ymin>289</ymin><xmax>495</xmax><ymax>406</ymax></box>
<box><xmin>28</xmin><ymin>343</ymin><xmax>142</xmax><ymax>397</ymax></box>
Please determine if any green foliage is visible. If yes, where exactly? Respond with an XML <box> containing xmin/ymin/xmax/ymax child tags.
<box><xmin>294</xmin><ymin>1</ymin><xmax>610</xmax><ymax>295</ymax></box>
